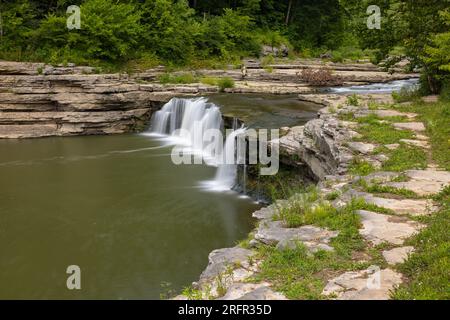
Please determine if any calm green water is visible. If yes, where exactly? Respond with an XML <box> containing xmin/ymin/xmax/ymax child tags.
<box><xmin>208</xmin><ymin>93</ymin><xmax>319</xmax><ymax>129</ymax></box>
<box><xmin>0</xmin><ymin>135</ymin><xmax>259</xmax><ymax>299</ymax></box>
<box><xmin>0</xmin><ymin>94</ymin><xmax>320</xmax><ymax>299</ymax></box>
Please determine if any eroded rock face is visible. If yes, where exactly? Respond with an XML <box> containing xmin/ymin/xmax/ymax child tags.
<box><xmin>276</xmin><ymin>109</ymin><xmax>355</xmax><ymax>180</ymax></box>
<box><xmin>198</xmin><ymin>247</ymin><xmax>255</xmax><ymax>284</ymax></box>
<box><xmin>0</xmin><ymin>62</ymin><xmax>197</xmax><ymax>138</ymax></box>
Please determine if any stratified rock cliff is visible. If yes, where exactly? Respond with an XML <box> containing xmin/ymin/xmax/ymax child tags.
<box><xmin>0</xmin><ymin>61</ymin><xmax>215</xmax><ymax>138</ymax></box>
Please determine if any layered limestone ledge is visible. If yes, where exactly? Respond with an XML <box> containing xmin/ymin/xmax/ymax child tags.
<box><xmin>0</xmin><ymin>62</ymin><xmax>180</xmax><ymax>138</ymax></box>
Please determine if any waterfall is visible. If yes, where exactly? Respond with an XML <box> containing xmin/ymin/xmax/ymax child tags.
<box><xmin>213</xmin><ymin>127</ymin><xmax>247</xmax><ymax>191</ymax></box>
<box><xmin>150</xmin><ymin>98</ymin><xmax>223</xmax><ymax>154</ymax></box>
<box><xmin>149</xmin><ymin>97</ymin><xmax>245</xmax><ymax>191</ymax></box>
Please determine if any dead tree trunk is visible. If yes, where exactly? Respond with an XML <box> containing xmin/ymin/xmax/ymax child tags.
<box><xmin>285</xmin><ymin>0</ymin><xmax>293</xmax><ymax>26</ymax></box>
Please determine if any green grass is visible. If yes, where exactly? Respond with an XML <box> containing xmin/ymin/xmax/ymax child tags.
<box><xmin>157</xmin><ymin>72</ymin><xmax>198</xmax><ymax>84</ymax></box>
<box><xmin>348</xmin><ymin>158</ymin><xmax>376</xmax><ymax>176</ymax></box>
<box><xmin>200</xmin><ymin>76</ymin><xmax>220</xmax><ymax>86</ymax></box>
<box><xmin>392</xmin><ymin>100</ymin><xmax>450</xmax><ymax>170</ymax></box>
<box><xmin>381</xmin><ymin>144</ymin><xmax>428</xmax><ymax>172</ymax></box>
<box><xmin>392</xmin><ymin>86</ymin><xmax>422</xmax><ymax>103</ymax></box>
<box><xmin>355</xmin><ymin>119</ymin><xmax>415</xmax><ymax>144</ymax></box>
<box><xmin>157</xmin><ymin>73</ymin><xmax>235</xmax><ymax>91</ymax></box>
<box><xmin>273</xmin><ymin>189</ymin><xmax>320</xmax><ymax>228</ymax></box>
<box><xmin>325</xmin><ymin>190</ymin><xmax>341</xmax><ymax>201</ymax></box>
<box><xmin>392</xmin><ymin>186</ymin><xmax>450</xmax><ymax>300</ymax></box>
<box><xmin>199</xmin><ymin>76</ymin><xmax>235</xmax><ymax>91</ymax></box>
<box><xmin>255</xmin><ymin>195</ymin><xmax>368</xmax><ymax>299</ymax></box>
<box><xmin>356</xmin><ymin>179</ymin><xmax>419</xmax><ymax>199</ymax></box>
<box><xmin>357</xmin><ymin>113</ymin><xmax>409</xmax><ymax>124</ymax></box>
<box><xmin>344</xmin><ymin>197</ymin><xmax>394</xmax><ymax>215</ymax></box>
<box><xmin>247</xmin><ymin>165</ymin><xmax>310</xmax><ymax>202</ymax></box>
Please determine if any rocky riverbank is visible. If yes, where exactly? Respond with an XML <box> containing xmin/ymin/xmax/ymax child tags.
<box><xmin>0</xmin><ymin>59</ymin><xmax>417</xmax><ymax>139</ymax></box>
<box><xmin>176</xmin><ymin>92</ymin><xmax>449</xmax><ymax>300</ymax></box>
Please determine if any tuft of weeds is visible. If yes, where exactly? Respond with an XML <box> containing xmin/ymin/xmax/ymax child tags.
<box><xmin>346</xmin><ymin>197</ymin><xmax>394</xmax><ymax>215</ymax></box>
<box><xmin>325</xmin><ymin>190</ymin><xmax>341</xmax><ymax>201</ymax></box>
<box><xmin>391</xmin><ymin>173</ymin><xmax>410</xmax><ymax>183</ymax></box>
<box><xmin>356</xmin><ymin>178</ymin><xmax>420</xmax><ymax>199</ymax></box>
<box><xmin>346</xmin><ymin>94</ymin><xmax>360</xmax><ymax>106</ymax></box>
<box><xmin>181</xmin><ymin>286</ymin><xmax>205</xmax><ymax>300</ymax></box>
<box><xmin>392</xmin><ymin>86</ymin><xmax>421</xmax><ymax>103</ymax></box>
<box><xmin>217</xmin><ymin>77</ymin><xmax>235</xmax><ymax>92</ymax></box>
<box><xmin>348</xmin><ymin>158</ymin><xmax>376</xmax><ymax>176</ymax></box>
<box><xmin>366</xmin><ymin>184</ymin><xmax>419</xmax><ymax>199</ymax></box>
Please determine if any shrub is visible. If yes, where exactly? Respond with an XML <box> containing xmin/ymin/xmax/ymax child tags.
<box><xmin>158</xmin><ymin>73</ymin><xmax>197</xmax><ymax>84</ymax></box>
<box><xmin>200</xmin><ymin>77</ymin><xmax>219</xmax><ymax>86</ymax></box>
<box><xmin>299</xmin><ymin>68</ymin><xmax>343</xmax><ymax>86</ymax></box>
<box><xmin>217</xmin><ymin>77</ymin><xmax>235</xmax><ymax>92</ymax></box>
<box><xmin>392</xmin><ymin>87</ymin><xmax>422</xmax><ymax>103</ymax></box>
<box><xmin>34</xmin><ymin>0</ymin><xmax>143</xmax><ymax>63</ymax></box>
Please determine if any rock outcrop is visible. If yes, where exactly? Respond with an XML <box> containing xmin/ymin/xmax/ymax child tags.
<box><xmin>0</xmin><ymin>61</ymin><xmax>217</xmax><ymax>138</ymax></box>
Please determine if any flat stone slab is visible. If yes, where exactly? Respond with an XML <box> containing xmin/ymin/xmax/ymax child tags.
<box><xmin>415</xmin><ymin>134</ymin><xmax>429</xmax><ymax>141</ymax></box>
<box><xmin>360</xmin><ymin>171</ymin><xmax>400</xmax><ymax>183</ymax></box>
<box><xmin>399</xmin><ymin>139</ymin><xmax>430</xmax><ymax>149</ymax></box>
<box><xmin>406</xmin><ymin>169</ymin><xmax>450</xmax><ymax>183</ymax></box>
<box><xmin>385</xmin><ymin>143</ymin><xmax>400</xmax><ymax>150</ymax></box>
<box><xmin>386</xmin><ymin>180</ymin><xmax>445</xmax><ymax>196</ymax></box>
<box><xmin>393</xmin><ymin>122</ymin><xmax>426</xmax><ymax>132</ymax></box>
<box><xmin>382</xmin><ymin>246</ymin><xmax>415</xmax><ymax>265</ymax></box>
<box><xmin>322</xmin><ymin>268</ymin><xmax>403</xmax><ymax>300</ymax></box>
<box><xmin>199</xmin><ymin>247</ymin><xmax>254</xmax><ymax>283</ymax></box>
<box><xmin>255</xmin><ymin>220</ymin><xmax>339</xmax><ymax>251</ymax></box>
<box><xmin>361</xmin><ymin>193</ymin><xmax>436</xmax><ymax>216</ymax></box>
<box><xmin>374</xmin><ymin>109</ymin><xmax>417</xmax><ymax>119</ymax></box>
<box><xmin>219</xmin><ymin>283</ymin><xmax>287</xmax><ymax>300</ymax></box>
<box><xmin>385</xmin><ymin>169</ymin><xmax>450</xmax><ymax>196</ymax></box>
<box><xmin>357</xmin><ymin>210</ymin><xmax>423</xmax><ymax>245</ymax></box>
<box><xmin>252</xmin><ymin>205</ymin><xmax>277</xmax><ymax>220</ymax></box>
<box><xmin>347</xmin><ymin>142</ymin><xmax>376</xmax><ymax>155</ymax></box>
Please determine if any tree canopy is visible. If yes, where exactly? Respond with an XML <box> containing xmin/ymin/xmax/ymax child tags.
<box><xmin>0</xmin><ymin>0</ymin><xmax>448</xmax><ymax>91</ymax></box>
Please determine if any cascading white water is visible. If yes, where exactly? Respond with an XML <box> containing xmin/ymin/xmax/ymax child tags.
<box><xmin>212</xmin><ymin>127</ymin><xmax>247</xmax><ymax>191</ymax></box>
<box><xmin>151</xmin><ymin>98</ymin><xmax>223</xmax><ymax>153</ymax></box>
<box><xmin>149</xmin><ymin>97</ymin><xmax>245</xmax><ymax>191</ymax></box>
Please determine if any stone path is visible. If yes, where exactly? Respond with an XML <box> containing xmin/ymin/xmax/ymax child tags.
<box><xmin>176</xmin><ymin>94</ymin><xmax>449</xmax><ymax>301</ymax></box>
<box><xmin>317</xmin><ymin>95</ymin><xmax>449</xmax><ymax>300</ymax></box>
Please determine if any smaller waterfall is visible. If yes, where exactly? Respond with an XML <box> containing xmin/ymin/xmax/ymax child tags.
<box><xmin>212</xmin><ymin>127</ymin><xmax>247</xmax><ymax>191</ymax></box>
<box><xmin>327</xmin><ymin>78</ymin><xmax>420</xmax><ymax>94</ymax></box>
<box><xmin>149</xmin><ymin>97</ymin><xmax>246</xmax><ymax>191</ymax></box>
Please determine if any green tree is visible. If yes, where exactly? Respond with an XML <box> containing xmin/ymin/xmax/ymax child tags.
<box><xmin>139</xmin><ymin>0</ymin><xmax>196</xmax><ymax>63</ymax></box>
<box><xmin>35</xmin><ymin>0</ymin><xmax>142</xmax><ymax>63</ymax></box>
<box><xmin>423</xmin><ymin>9</ymin><xmax>450</xmax><ymax>88</ymax></box>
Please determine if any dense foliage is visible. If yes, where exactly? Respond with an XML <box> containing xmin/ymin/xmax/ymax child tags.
<box><xmin>0</xmin><ymin>0</ymin><xmax>448</xmax><ymax>91</ymax></box>
<box><xmin>0</xmin><ymin>0</ymin><xmax>354</xmax><ymax>65</ymax></box>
